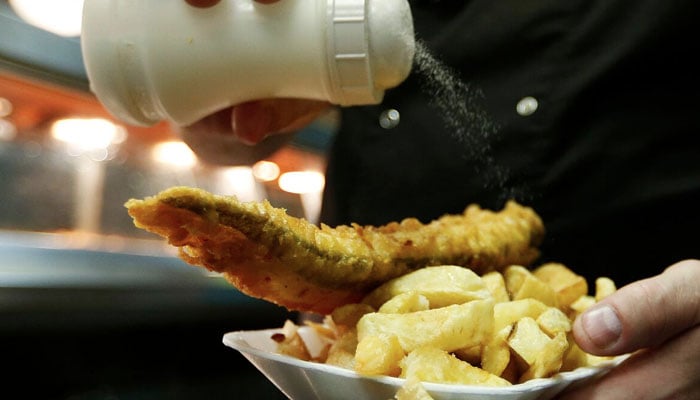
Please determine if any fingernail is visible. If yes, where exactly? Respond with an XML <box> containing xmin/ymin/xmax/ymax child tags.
<box><xmin>185</xmin><ymin>0</ymin><xmax>221</xmax><ymax>8</ymax></box>
<box><xmin>581</xmin><ymin>305</ymin><xmax>622</xmax><ymax>349</ymax></box>
<box><xmin>232</xmin><ymin>106</ymin><xmax>271</xmax><ymax>145</ymax></box>
<box><xmin>231</xmin><ymin>119</ymin><xmax>266</xmax><ymax>146</ymax></box>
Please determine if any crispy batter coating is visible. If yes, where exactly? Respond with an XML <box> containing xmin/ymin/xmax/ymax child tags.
<box><xmin>125</xmin><ymin>186</ymin><xmax>544</xmax><ymax>314</ymax></box>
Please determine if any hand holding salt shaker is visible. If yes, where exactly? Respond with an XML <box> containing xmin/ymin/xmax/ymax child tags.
<box><xmin>81</xmin><ymin>0</ymin><xmax>416</xmax><ymax>127</ymax></box>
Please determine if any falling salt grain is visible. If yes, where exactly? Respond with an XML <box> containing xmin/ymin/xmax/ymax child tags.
<box><xmin>412</xmin><ymin>40</ymin><xmax>522</xmax><ymax>199</ymax></box>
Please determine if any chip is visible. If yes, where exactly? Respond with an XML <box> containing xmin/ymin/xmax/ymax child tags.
<box><xmin>355</xmin><ymin>334</ymin><xmax>404</xmax><ymax>376</ymax></box>
<box><xmin>480</xmin><ymin>325</ymin><xmax>513</xmax><ymax>377</ymax></box>
<box><xmin>324</xmin><ymin>329</ymin><xmax>358</xmax><ymax>370</ymax></box>
<box><xmin>508</xmin><ymin>317</ymin><xmax>552</xmax><ymax>366</ymax></box>
<box><xmin>401</xmin><ymin>347</ymin><xmax>511</xmax><ymax>387</ymax></box>
<box><xmin>378</xmin><ymin>291</ymin><xmax>430</xmax><ymax>314</ymax></box>
<box><xmin>504</xmin><ymin>265</ymin><xmax>558</xmax><ymax>307</ymax></box>
<box><xmin>481</xmin><ymin>271</ymin><xmax>510</xmax><ymax>303</ymax></box>
<box><xmin>394</xmin><ymin>378</ymin><xmax>435</xmax><ymax>400</ymax></box>
<box><xmin>362</xmin><ymin>265</ymin><xmax>491</xmax><ymax>309</ymax></box>
<box><xmin>595</xmin><ymin>277</ymin><xmax>617</xmax><ymax>301</ymax></box>
<box><xmin>357</xmin><ymin>299</ymin><xmax>494</xmax><ymax>353</ymax></box>
<box><xmin>494</xmin><ymin>298</ymin><xmax>548</xmax><ymax>333</ymax></box>
<box><xmin>536</xmin><ymin>307</ymin><xmax>572</xmax><ymax>337</ymax></box>
<box><xmin>533</xmin><ymin>263</ymin><xmax>588</xmax><ymax>308</ymax></box>
<box><xmin>274</xmin><ymin>264</ymin><xmax>619</xmax><ymax>393</ymax></box>
<box><xmin>519</xmin><ymin>332</ymin><xmax>569</xmax><ymax>381</ymax></box>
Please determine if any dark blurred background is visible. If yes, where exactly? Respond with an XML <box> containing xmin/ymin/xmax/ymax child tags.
<box><xmin>0</xmin><ymin>2</ymin><xmax>337</xmax><ymax>398</ymax></box>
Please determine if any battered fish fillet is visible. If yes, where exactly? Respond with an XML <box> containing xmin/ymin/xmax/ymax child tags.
<box><xmin>125</xmin><ymin>186</ymin><xmax>544</xmax><ymax>314</ymax></box>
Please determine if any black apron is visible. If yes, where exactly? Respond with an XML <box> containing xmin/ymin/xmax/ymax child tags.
<box><xmin>322</xmin><ymin>0</ymin><xmax>700</xmax><ymax>286</ymax></box>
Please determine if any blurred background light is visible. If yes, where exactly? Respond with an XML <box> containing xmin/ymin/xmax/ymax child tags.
<box><xmin>219</xmin><ymin>166</ymin><xmax>265</xmax><ymax>203</ymax></box>
<box><xmin>51</xmin><ymin>118</ymin><xmax>127</xmax><ymax>159</ymax></box>
<box><xmin>0</xmin><ymin>119</ymin><xmax>17</xmax><ymax>142</ymax></box>
<box><xmin>151</xmin><ymin>141</ymin><xmax>198</xmax><ymax>168</ymax></box>
<box><xmin>251</xmin><ymin>160</ymin><xmax>280</xmax><ymax>182</ymax></box>
<box><xmin>0</xmin><ymin>97</ymin><xmax>13</xmax><ymax>118</ymax></box>
<box><xmin>9</xmin><ymin>0</ymin><xmax>85</xmax><ymax>37</ymax></box>
<box><xmin>278</xmin><ymin>171</ymin><xmax>326</xmax><ymax>224</ymax></box>
<box><xmin>278</xmin><ymin>171</ymin><xmax>325</xmax><ymax>194</ymax></box>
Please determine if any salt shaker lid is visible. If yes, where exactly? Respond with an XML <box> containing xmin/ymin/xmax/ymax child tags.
<box><xmin>326</xmin><ymin>0</ymin><xmax>415</xmax><ymax>106</ymax></box>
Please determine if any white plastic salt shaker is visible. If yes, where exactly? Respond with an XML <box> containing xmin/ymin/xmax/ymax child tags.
<box><xmin>81</xmin><ymin>0</ymin><xmax>415</xmax><ymax>127</ymax></box>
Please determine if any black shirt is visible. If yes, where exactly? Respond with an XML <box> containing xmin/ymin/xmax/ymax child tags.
<box><xmin>321</xmin><ymin>0</ymin><xmax>700</xmax><ymax>286</ymax></box>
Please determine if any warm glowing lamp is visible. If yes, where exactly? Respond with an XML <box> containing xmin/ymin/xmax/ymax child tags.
<box><xmin>152</xmin><ymin>141</ymin><xmax>198</xmax><ymax>168</ymax></box>
<box><xmin>278</xmin><ymin>171</ymin><xmax>325</xmax><ymax>224</ymax></box>
<box><xmin>9</xmin><ymin>0</ymin><xmax>85</xmax><ymax>37</ymax></box>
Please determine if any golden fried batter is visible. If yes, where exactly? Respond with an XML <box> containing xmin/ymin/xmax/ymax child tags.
<box><xmin>125</xmin><ymin>186</ymin><xmax>544</xmax><ymax>314</ymax></box>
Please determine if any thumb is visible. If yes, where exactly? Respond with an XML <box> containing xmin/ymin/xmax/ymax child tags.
<box><xmin>572</xmin><ymin>259</ymin><xmax>700</xmax><ymax>356</ymax></box>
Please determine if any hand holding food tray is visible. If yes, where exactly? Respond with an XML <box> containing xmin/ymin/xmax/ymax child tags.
<box><xmin>125</xmin><ymin>187</ymin><xmax>627</xmax><ymax>399</ymax></box>
<box><xmin>222</xmin><ymin>328</ymin><xmax>625</xmax><ymax>400</ymax></box>
<box><xmin>240</xmin><ymin>264</ymin><xmax>625</xmax><ymax>399</ymax></box>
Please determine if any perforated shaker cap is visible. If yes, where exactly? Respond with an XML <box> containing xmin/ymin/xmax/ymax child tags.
<box><xmin>325</xmin><ymin>0</ymin><xmax>415</xmax><ymax>106</ymax></box>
